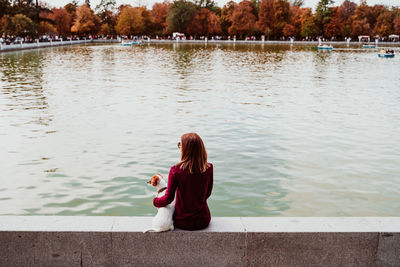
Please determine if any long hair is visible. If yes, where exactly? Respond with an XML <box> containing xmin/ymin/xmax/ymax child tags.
<box><xmin>177</xmin><ymin>133</ymin><xmax>208</xmax><ymax>174</ymax></box>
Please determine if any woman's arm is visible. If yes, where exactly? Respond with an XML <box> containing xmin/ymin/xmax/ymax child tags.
<box><xmin>153</xmin><ymin>167</ymin><xmax>177</xmax><ymax>208</ymax></box>
<box><xmin>206</xmin><ymin>164</ymin><xmax>213</xmax><ymax>199</ymax></box>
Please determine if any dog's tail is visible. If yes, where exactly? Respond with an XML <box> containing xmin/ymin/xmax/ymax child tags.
<box><xmin>143</xmin><ymin>228</ymin><xmax>160</xmax><ymax>233</ymax></box>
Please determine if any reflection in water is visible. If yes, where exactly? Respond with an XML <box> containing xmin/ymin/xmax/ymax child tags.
<box><xmin>0</xmin><ymin>43</ymin><xmax>399</xmax><ymax>216</ymax></box>
<box><xmin>0</xmin><ymin>51</ymin><xmax>50</xmax><ymax>126</ymax></box>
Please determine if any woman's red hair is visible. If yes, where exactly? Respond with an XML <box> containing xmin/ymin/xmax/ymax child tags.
<box><xmin>177</xmin><ymin>133</ymin><xmax>208</xmax><ymax>174</ymax></box>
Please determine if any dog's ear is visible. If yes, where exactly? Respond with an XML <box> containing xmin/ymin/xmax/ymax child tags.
<box><xmin>151</xmin><ymin>175</ymin><xmax>159</xmax><ymax>186</ymax></box>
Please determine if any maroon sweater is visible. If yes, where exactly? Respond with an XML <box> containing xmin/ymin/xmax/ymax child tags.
<box><xmin>153</xmin><ymin>163</ymin><xmax>213</xmax><ymax>230</ymax></box>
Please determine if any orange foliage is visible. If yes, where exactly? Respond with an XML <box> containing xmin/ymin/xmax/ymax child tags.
<box><xmin>258</xmin><ymin>0</ymin><xmax>291</xmax><ymax>37</ymax></box>
<box><xmin>373</xmin><ymin>11</ymin><xmax>393</xmax><ymax>37</ymax></box>
<box><xmin>152</xmin><ymin>1</ymin><xmax>170</xmax><ymax>34</ymax></box>
<box><xmin>116</xmin><ymin>6</ymin><xmax>153</xmax><ymax>35</ymax></box>
<box><xmin>39</xmin><ymin>21</ymin><xmax>56</xmax><ymax>35</ymax></box>
<box><xmin>220</xmin><ymin>1</ymin><xmax>236</xmax><ymax>35</ymax></box>
<box><xmin>282</xmin><ymin>23</ymin><xmax>295</xmax><ymax>36</ymax></box>
<box><xmin>229</xmin><ymin>0</ymin><xmax>257</xmax><ymax>37</ymax></box>
<box><xmin>71</xmin><ymin>4</ymin><xmax>100</xmax><ymax>34</ymax></box>
<box><xmin>186</xmin><ymin>8</ymin><xmax>221</xmax><ymax>36</ymax></box>
<box><xmin>324</xmin><ymin>8</ymin><xmax>344</xmax><ymax>38</ymax></box>
<box><xmin>394</xmin><ymin>17</ymin><xmax>400</xmax><ymax>35</ymax></box>
<box><xmin>50</xmin><ymin>8</ymin><xmax>72</xmax><ymax>36</ymax></box>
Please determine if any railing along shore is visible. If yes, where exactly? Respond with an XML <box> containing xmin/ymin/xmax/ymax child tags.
<box><xmin>0</xmin><ymin>216</ymin><xmax>399</xmax><ymax>266</ymax></box>
<box><xmin>1</xmin><ymin>39</ymin><xmax>400</xmax><ymax>53</ymax></box>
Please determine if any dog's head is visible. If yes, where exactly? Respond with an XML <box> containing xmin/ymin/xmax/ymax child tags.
<box><xmin>147</xmin><ymin>173</ymin><xmax>164</xmax><ymax>187</ymax></box>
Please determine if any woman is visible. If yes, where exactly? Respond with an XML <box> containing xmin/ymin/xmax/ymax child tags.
<box><xmin>153</xmin><ymin>133</ymin><xmax>213</xmax><ymax>230</ymax></box>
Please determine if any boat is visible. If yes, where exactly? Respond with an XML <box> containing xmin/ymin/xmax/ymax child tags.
<box><xmin>121</xmin><ymin>40</ymin><xmax>142</xmax><ymax>46</ymax></box>
<box><xmin>318</xmin><ymin>44</ymin><xmax>333</xmax><ymax>50</ymax></box>
<box><xmin>121</xmin><ymin>40</ymin><xmax>132</xmax><ymax>46</ymax></box>
<box><xmin>378</xmin><ymin>49</ymin><xmax>395</xmax><ymax>58</ymax></box>
<box><xmin>378</xmin><ymin>52</ymin><xmax>395</xmax><ymax>58</ymax></box>
<box><xmin>362</xmin><ymin>44</ymin><xmax>376</xmax><ymax>48</ymax></box>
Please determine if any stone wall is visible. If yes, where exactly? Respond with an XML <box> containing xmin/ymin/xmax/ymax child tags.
<box><xmin>0</xmin><ymin>216</ymin><xmax>399</xmax><ymax>266</ymax></box>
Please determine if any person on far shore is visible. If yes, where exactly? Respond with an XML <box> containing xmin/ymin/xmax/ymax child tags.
<box><xmin>153</xmin><ymin>133</ymin><xmax>213</xmax><ymax>231</ymax></box>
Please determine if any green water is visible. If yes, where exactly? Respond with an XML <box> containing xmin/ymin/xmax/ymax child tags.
<box><xmin>0</xmin><ymin>43</ymin><xmax>399</xmax><ymax>216</ymax></box>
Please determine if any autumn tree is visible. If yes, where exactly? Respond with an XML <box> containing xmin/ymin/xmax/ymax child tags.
<box><xmin>49</xmin><ymin>8</ymin><xmax>72</xmax><ymax>36</ymax></box>
<box><xmin>315</xmin><ymin>0</ymin><xmax>334</xmax><ymax>35</ymax></box>
<box><xmin>323</xmin><ymin>7</ymin><xmax>344</xmax><ymax>38</ymax></box>
<box><xmin>289</xmin><ymin>6</ymin><xmax>313</xmax><ymax>38</ymax></box>
<box><xmin>115</xmin><ymin>6</ymin><xmax>153</xmax><ymax>35</ymax></box>
<box><xmin>166</xmin><ymin>0</ymin><xmax>197</xmax><ymax>33</ymax></box>
<box><xmin>229</xmin><ymin>0</ymin><xmax>258</xmax><ymax>38</ymax></box>
<box><xmin>96</xmin><ymin>0</ymin><xmax>117</xmax><ymax>35</ymax></box>
<box><xmin>301</xmin><ymin>13</ymin><xmax>318</xmax><ymax>38</ymax></box>
<box><xmin>220</xmin><ymin>1</ymin><xmax>236</xmax><ymax>35</ymax></box>
<box><xmin>152</xmin><ymin>1</ymin><xmax>170</xmax><ymax>35</ymax></box>
<box><xmin>373</xmin><ymin>10</ymin><xmax>393</xmax><ymax>37</ymax></box>
<box><xmin>186</xmin><ymin>8</ymin><xmax>221</xmax><ymax>36</ymax></box>
<box><xmin>71</xmin><ymin>3</ymin><xmax>100</xmax><ymax>35</ymax></box>
<box><xmin>394</xmin><ymin>16</ymin><xmax>400</xmax><ymax>35</ymax></box>
<box><xmin>0</xmin><ymin>0</ymin><xmax>11</xmax><ymax>18</ymax></box>
<box><xmin>3</xmin><ymin>14</ymin><xmax>36</xmax><ymax>37</ymax></box>
<box><xmin>195</xmin><ymin>0</ymin><xmax>220</xmax><ymax>13</ymax></box>
<box><xmin>336</xmin><ymin>0</ymin><xmax>356</xmax><ymax>37</ymax></box>
<box><xmin>39</xmin><ymin>21</ymin><xmax>56</xmax><ymax>35</ymax></box>
<box><xmin>282</xmin><ymin>23</ymin><xmax>295</xmax><ymax>36</ymax></box>
<box><xmin>257</xmin><ymin>0</ymin><xmax>290</xmax><ymax>38</ymax></box>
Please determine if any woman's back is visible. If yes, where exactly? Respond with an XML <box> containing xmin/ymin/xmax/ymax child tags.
<box><xmin>173</xmin><ymin>164</ymin><xmax>213</xmax><ymax>220</ymax></box>
<box><xmin>153</xmin><ymin>132</ymin><xmax>213</xmax><ymax>230</ymax></box>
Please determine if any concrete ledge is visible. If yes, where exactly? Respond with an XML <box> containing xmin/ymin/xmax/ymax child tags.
<box><xmin>0</xmin><ymin>217</ymin><xmax>399</xmax><ymax>266</ymax></box>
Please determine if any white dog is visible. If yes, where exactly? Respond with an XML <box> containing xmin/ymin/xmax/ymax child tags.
<box><xmin>143</xmin><ymin>173</ymin><xmax>175</xmax><ymax>233</ymax></box>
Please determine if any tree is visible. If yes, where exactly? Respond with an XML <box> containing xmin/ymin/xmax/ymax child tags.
<box><xmin>229</xmin><ymin>0</ymin><xmax>258</xmax><ymax>38</ymax></box>
<box><xmin>257</xmin><ymin>0</ymin><xmax>274</xmax><ymax>35</ymax></box>
<box><xmin>337</xmin><ymin>0</ymin><xmax>356</xmax><ymax>37</ymax></box>
<box><xmin>315</xmin><ymin>0</ymin><xmax>334</xmax><ymax>35</ymax></box>
<box><xmin>65</xmin><ymin>2</ymin><xmax>77</xmax><ymax>15</ymax></box>
<box><xmin>324</xmin><ymin>8</ymin><xmax>344</xmax><ymax>38</ymax></box>
<box><xmin>71</xmin><ymin>3</ymin><xmax>100</xmax><ymax>35</ymax></box>
<box><xmin>351</xmin><ymin>18</ymin><xmax>371</xmax><ymax>37</ymax></box>
<box><xmin>194</xmin><ymin>0</ymin><xmax>219</xmax><ymax>13</ymax></box>
<box><xmin>220</xmin><ymin>1</ymin><xmax>236</xmax><ymax>35</ymax></box>
<box><xmin>257</xmin><ymin>0</ymin><xmax>291</xmax><ymax>38</ymax></box>
<box><xmin>152</xmin><ymin>1</ymin><xmax>170</xmax><ymax>35</ymax></box>
<box><xmin>301</xmin><ymin>15</ymin><xmax>318</xmax><ymax>37</ymax></box>
<box><xmin>95</xmin><ymin>0</ymin><xmax>116</xmax><ymax>33</ymax></box>
<box><xmin>50</xmin><ymin>8</ymin><xmax>72</xmax><ymax>36</ymax></box>
<box><xmin>39</xmin><ymin>21</ymin><xmax>56</xmax><ymax>35</ymax></box>
<box><xmin>282</xmin><ymin>23</ymin><xmax>295</xmax><ymax>36</ymax></box>
<box><xmin>166</xmin><ymin>0</ymin><xmax>197</xmax><ymax>33</ymax></box>
<box><xmin>186</xmin><ymin>8</ymin><xmax>221</xmax><ymax>36</ymax></box>
<box><xmin>373</xmin><ymin>10</ymin><xmax>393</xmax><ymax>37</ymax></box>
<box><xmin>0</xmin><ymin>0</ymin><xmax>11</xmax><ymax>18</ymax></box>
<box><xmin>4</xmin><ymin>14</ymin><xmax>36</xmax><ymax>37</ymax></box>
<box><xmin>291</xmin><ymin>0</ymin><xmax>303</xmax><ymax>7</ymax></box>
<box><xmin>115</xmin><ymin>6</ymin><xmax>153</xmax><ymax>35</ymax></box>
<box><xmin>394</xmin><ymin>16</ymin><xmax>400</xmax><ymax>35</ymax></box>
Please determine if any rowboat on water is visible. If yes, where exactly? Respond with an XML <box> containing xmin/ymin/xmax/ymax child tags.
<box><xmin>378</xmin><ymin>53</ymin><xmax>395</xmax><ymax>58</ymax></box>
<box><xmin>362</xmin><ymin>44</ymin><xmax>376</xmax><ymax>48</ymax></box>
<box><xmin>121</xmin><ymin>40</ymin><xmax>143</xmax><ymax>46</ymax></box>
<box><xmin>378</xmin><ymin>49</ymin><xmax>395</xmax><ymax>58</ymax></box>
<box><xmin>318</xmin><ymin>44</ymin><xmax>333</xmax><ymax>50</ymax></box>
<box><xmin>121</xmin><ymin>40</ymin><xmax>132</xmax><ymax>46</ymax></box>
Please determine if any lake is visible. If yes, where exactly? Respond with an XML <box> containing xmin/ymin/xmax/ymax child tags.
<box><xmin>0</xmin><ymin>43</ymin><xmax>399</xmax><ymax>216</ymax></box>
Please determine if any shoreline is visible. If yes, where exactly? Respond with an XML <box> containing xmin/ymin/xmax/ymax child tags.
<box><xmin>1</xmin><ymin>39</ymin><xmax>400</xmax><ymax>53</ymax></box>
